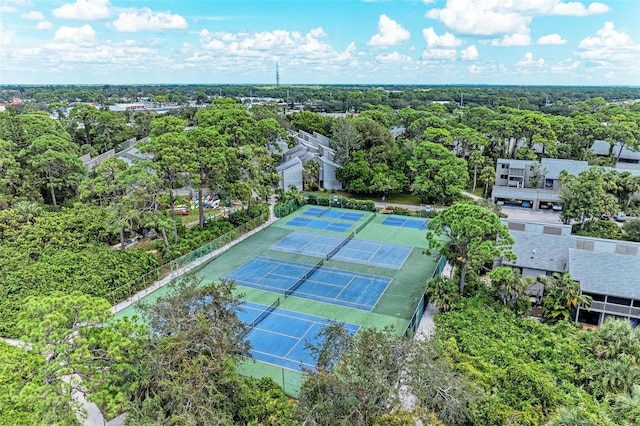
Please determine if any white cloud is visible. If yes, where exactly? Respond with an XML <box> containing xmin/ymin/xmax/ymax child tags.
<box><xmin>492</xmin><ymin>32</ymin><xmax>531</xmax><ymax>46</ymax></box>
<box><xmin>426</xmin><ymin>0</ymin><xmax>609</xmax><ymax>50</ymax></box>
<box><xmin>53</xmin><ymin>25</ymin><xmax>96</xmax><ymax>44</ymax></box>
<box><xmin>469</xmin><ymin>63</ymin><xmax>507</xmax><ymax>75</ymax></box>
<box><xmin>422</xmin><ymin>27</ymin><xmax>461</xmax><ymax>48</ymax></box>
<box><xmin>517</xmin><ymin>52</ymin><xmax>544</xmax><ymax>67</ymax></box>
<box><xmin>112</xmin><ymin>8</ymin><xmax>188</xmax><ymax>32</ymax></box>
<box><xmin>197</xmin><ymin>27</ymin><xmax>355</xmax><ymax>67</ymax></box>
<box><xmin>21</xmin><ymin>11</ymin><xmax>44</xmax><ymax>20</ymax></box>
<box><xmin>550</xmin><ymin>58</ymin><xmax>581</xmax><ymax>72</ymax></box>
<box><xmin>52</xmin><ymin>0</ymin><xmax>111</xmax><ymax>21</ymax></box>
<box><xmin>376</xmin><ymin>51</ymin><xmax>412</xmax><ymax>63</ymax></box>
<box><xmin>426</xmin><ymin>0</ymin><xmax>532</xmax><ymax>36</ymax></box>
<box><xmin>0</xmin><ymin>28</ymin><xmax>15</xmax><ymax>45</ymax></box>
<box><xmin>36</xmin><ymin>20</ymin><xmax>53</xmax><ymax>30</ymax></box>
<box><xmin>367</xmin><ymin>14</ymin><xmax>410</xmax><ymax>47</ymax></box>
<box><xmin>421</xmin><ymin>48</ymin><xmax>457</xmax><ymax>60</ymax></box>
<box><xmin>575</xmin><ymin>22</ymin><xmax>640</xmax><ymax>65</ymax></box>
<box><xmin>537</xmin><ymin>34</ymin><xmax>567</xmax><ymax>45</ymax></box>
<box><xmin>553</xmin><ymin>2</ymin><xmax>610</xmax><ymax>16</ymax></box>
<box><xmin>1</xmin><ymin>0</ymin><xmax>31</xmax><ymax>13</ymax></box>
<box><xmin>460</xmin><ymin>45</ymin><xmax>478</xmax><ymax>60</ymax></box>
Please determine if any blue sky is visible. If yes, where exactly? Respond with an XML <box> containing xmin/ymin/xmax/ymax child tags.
<box><xmin>1</xmin><ymin>0</ymin><xmax>639</xmax><ymax>85</ymax></box>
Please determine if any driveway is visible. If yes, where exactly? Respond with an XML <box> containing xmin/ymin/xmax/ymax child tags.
<box><xmin>501</xmin><ymin>206</ymin><xmax>564</xmax><ymax>224</ymax></box>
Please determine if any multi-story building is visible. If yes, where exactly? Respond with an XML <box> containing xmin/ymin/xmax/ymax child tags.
<box><xmin>276</xmin><ymin>130</ymin><xmax>342</xmax><ymax>190</ymax></box>
<box><xmin>497</xmin><ymin>219</ymin><xmax>640</xmax><ymax>327</ymax></box>
<box><xmin>491</xmin><ymin>157</ymin><xmax>640</xmax><ymax>210</ymax></box>
<box><xmin>491</xmin><ymin>158</ymin><xmax>591</xmax><ymax>210</ymax></box>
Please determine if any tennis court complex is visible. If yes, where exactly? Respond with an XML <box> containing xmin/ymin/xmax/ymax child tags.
<box><xmin>238</xmin><ymin>300</ymin><xmax>359</xmax><ymax>371</ymax></box>
<box><xmin>270</xmin><ymin>231</ymin><xmax>412</xmax><ymax>269</ymax></box>
<box><xmin>285</xmin><ymin>216</ymin><xmax>353</xmax><ymax>233</ymax></box>
<box><xmin>227</xmin><ymin>256</ymin><xmax>391</xmax><ymax>311</ymax></box>
<box><xmin>381</xmin><ymin>216</ymin><xmax>428</xmax><ymax>230</ymax></box>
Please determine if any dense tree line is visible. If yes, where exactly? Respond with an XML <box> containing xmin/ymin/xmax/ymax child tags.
<box><xmin>1</xmin><ymin>89</ymin><xmax>640</xmax><ymax>424</ymax></box>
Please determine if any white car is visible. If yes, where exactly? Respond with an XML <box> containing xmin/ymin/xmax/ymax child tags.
<box><xmin>613</xmin><ymin>212</ymin><xmax>627</xmax><ymax>222</ymax></box>
<box><xmin>551</xmin><ymin>204</ymin><xmax>562</xmax><ymax>211</ymax></box>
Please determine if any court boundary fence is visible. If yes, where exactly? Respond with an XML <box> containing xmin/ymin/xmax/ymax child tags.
<box><xmin>404</xmin><ymin>255</ymin><xmax>447</xmax><ymax>337</ymax></box>
<box><xmin>108</xmin><ymin>213</ymin><xmax>268</xmax><ymax>308</ymax></box>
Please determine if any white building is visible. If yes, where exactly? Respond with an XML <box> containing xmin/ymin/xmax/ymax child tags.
<box><xmin>276</xmin><ymin>130</ymin><xmax>342</xmax><ymax>190</ymax></box>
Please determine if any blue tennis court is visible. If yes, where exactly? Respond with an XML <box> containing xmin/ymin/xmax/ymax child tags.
<box><xmin>381</xmin><ymin>216</ymin><xmax>428</xmax><ymax>230</ymax></box>
<box><xmin>227</xmin><ymin>256</ymin><xmax>391</xmax><ymax>311</ymax></box>
<box><xmin>303</xmin><ymin>207</ymin><xmax>364</xmax><ymax>222</ymax></box>
<box><xmin>238</xmin><ymin>301</ymin><xmax>359</xmax><ymax>371</ymax></box>
<box><xmin>270</xmin><ymin>231</ymin><xmax>412</xmax><ymax>269</ymax></box>
<box><xmin>285</xmin><ymin>216</ymin><xmax>352</xmax><ymax>233</ymax></box>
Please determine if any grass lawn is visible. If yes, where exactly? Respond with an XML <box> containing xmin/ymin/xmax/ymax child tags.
<box><xmin>312</xmin><ymin>190</ymin><xmax>422</xmax><ymax>206</ymax></box>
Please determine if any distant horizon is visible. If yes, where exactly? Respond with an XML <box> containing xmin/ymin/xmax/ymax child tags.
<box><xmin>1</xmin><ymin>1</ymin><xmax>639</xmax><ymax>86</ymax></box>
<box><xmin>2</xmin><ymin>83</ymin><xmax>640</xmax><ymax>89</ymax></box>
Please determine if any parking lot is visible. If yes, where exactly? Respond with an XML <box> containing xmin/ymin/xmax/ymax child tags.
<box><xmin>501</xmin><ymin>206</ymin><xmax>564</xmax><ymax>224</ymax></box>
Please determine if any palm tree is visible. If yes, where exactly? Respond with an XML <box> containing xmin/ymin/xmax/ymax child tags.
<box><xmin>551</xmin><ymin>406</ymin><xmax>598</xmax><ymax>426</ymax></box>
<box><xmin>600</xmin><ymin>360</ymin><xmax>640</xmax><ymax>394</ymax></box>
<box><xmin>425</xmin><ymin>277</ymin><xmax>459</xmax><ymax>312</ymax></box>
<box><xmin>592</xmin><ymin>318</ymin><xmax>640</xmax><ymax>364</ymax></box>
<box><xmin>13</xmin><ymin>200</ymin><xmax>43</xmax><ymax>224</ymax></box>
<box><xmin>488</xmin><ymin>266</ymin><xmax>528</xmax><ymax>308</ymax></box>
<box><xmin>541</xmin><ymin>271</ymin><xmax>592</xmax><ymax>323</ymax></box>
<box><xmin>611</xmin><ymin>384</ymin><xmax>640</xmax><ymax>425</ymax></box>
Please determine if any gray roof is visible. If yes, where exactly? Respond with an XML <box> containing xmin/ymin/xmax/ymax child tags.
<box><xmin>591</xmin><ymin>140</ymin><xmax>640</xmax><ymax>160</ymax></box>
<box><xmin>541</xmin><ymin>158</ymin><xmax>590</xmax><ymax>179</ymax></box>
<box><xmin>390</xmin><ymin>126</ymin><xmax>406</xmax><ymax>138</ymax></box>
<box><xmin>503</xmin><ymin>231</ymin><xmax>576</xmax><ymax>273</ymax></box>
<box><xmin>491</xmin><ymin>186</ymin><xmax>561</xmax><ymax>202</ymax></box>
<box><xmin>567</xmin><ymin>248</ymin><xmax>640</xmax><ymax>300</ymax></box>
<box><xmin>283</xmin><ymin>144</ymin><xmax>306</xmax><ymax>157</ymax></box>
<box><xmin>276</xmin><ymin>156</ymin><xmax>302</xmax><ymax>172</ymax></box>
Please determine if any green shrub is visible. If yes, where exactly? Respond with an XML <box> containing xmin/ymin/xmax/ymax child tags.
<box><xmin>574</xmin><ymin>220</ymin><xmax>624</xmax><ymax>240</ymax></box>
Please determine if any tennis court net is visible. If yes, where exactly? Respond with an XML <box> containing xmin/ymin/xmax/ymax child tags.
<box><xmin>284</xmin><ymin>259</ymin><xmax>323</xmax><ymax>298</ymax></box>
<box><xmin>326</xmin><ymin>232</ymin><xmax>354</xmax><ymax>260</ymax></box>
<box><xmin>247</xmin><ymin>298</ymin><xmax>280</xmax><ymax>330</ymax></box>
<box><xmin>356</xmin><ymin>213</ymin><xmax>376</xmax><ymax>233</ymax></box>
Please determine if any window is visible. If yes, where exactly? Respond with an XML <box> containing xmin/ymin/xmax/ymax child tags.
<box><xmin>615</xmin><ymin>245</ymin><xmax>638</xmax><ymax>255</ymax></box>
<box><xmin>576</xmin><ymin>240</ymin><xmax>595</xmax><ymax>251</ymax></box>
<box><xmin>543</xmin><ymin>226</ymin><xmax>562</xmax><ymax>235</ymax></box>
<box><xmin>500</xmin><ymin>174</ymin><xmax>508</xmax><ymax>179</ymax></box>
<box><xmin>508</xmin><ymin>222</ymin><xmax>526</xmax><ymax>231</ymax></box>
<box><xmin>501</xmin><ymin>164</ymin><xmax>508</xmax><ymax>168</ymax></box>
<box><xmin>607</xmin><ymin>296</ymin><xmax>632</xmax><ymax>306</ymax></box>
<box><xmin>584</xmin><ymin>292</ymin><xmax>605</xmax><ymax>302</ymax></box>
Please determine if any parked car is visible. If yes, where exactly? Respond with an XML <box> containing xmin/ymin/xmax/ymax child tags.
<box><xmin>600</xmin><ymin>213</ymin><xmax>610</xmax><ymax>220</ymax></box>
<box><xmin>539</xmin><ymin>203</ymin><xmax>550</xmax><ymax>210</ymax></box>
<box><xmin>173</xmin><ymin>205</ymin><xmax>190</xmax><ymax>216</ymax></box>
<box><xmin>613</xmin><ymin>212</ymin><xmax>627</xmax><ymax>222</ymax></box>
<box><xmin>551</xmin><ymin>204</ymin><xmax>562</xmax><ymax>211</ymax></box>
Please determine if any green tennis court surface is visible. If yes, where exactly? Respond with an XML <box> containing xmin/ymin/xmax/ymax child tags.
<box><xmin>238</xmin><ymin>300</ymin><xmax>359</xmax><ymax>371</ymax></box>
<box><xmin>227</xmin><ymin>256</ymin><xmax>391</xmax><ymax>311</ymax></box>
<box><xmin>270</xmin><ymin>231</ymin><xmax>412</xmax><ymax>269</ymax></box>
<box><xmin>115</xmin><ymin>205</ymin><xmax>437</xmax><ymax>396</ymax></box>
